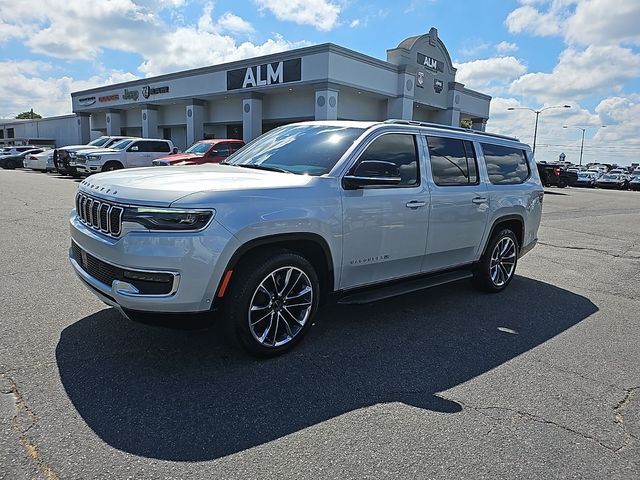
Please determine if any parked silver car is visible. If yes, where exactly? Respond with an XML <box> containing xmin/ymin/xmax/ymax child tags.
<box><xmin>69</xmin><ymin>120</ymin><xmax>543</xmax><ymax>356</ymax></box>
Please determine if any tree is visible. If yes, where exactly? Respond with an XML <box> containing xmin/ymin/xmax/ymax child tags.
<box><xmin>460</xmin><ymin>118</ymin><xmax>473</xmax><ymax>129</ymax></box>
<box><xmin>15</xmin><ymin>109</ymin><xmax>42</xmax><ymax>119</ymax></box>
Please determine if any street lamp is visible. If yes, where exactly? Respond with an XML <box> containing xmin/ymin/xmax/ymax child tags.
<box><xmin>507</xmin><ymin>104</ymin><xmax>571</xmax><ymax>155</ymax></box>
<box><xmin>563</xmin><ymin>125</ymin><xmax>606</xmax><ymax>166</ymax></box>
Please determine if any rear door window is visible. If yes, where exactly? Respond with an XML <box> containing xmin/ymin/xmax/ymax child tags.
<box><xmin>481</xmin><ymin>143</ymin><xmax>530</xmax><ymax>185</ymax></box>
<box><xmin>426</xmin><ymin>136</ymin><xmax>478</xmax><ymax>186</ymax></box>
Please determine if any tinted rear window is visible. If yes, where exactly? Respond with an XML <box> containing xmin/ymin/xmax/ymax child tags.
<box><xmin>481</xmin><ymin>143</ymin><xmax>530</xmax><ymax>185</ymax></box>
<box><xmin>426</xmin><ymin>136</ymin><xmax>478</xmax><ymax>186</ymax></box>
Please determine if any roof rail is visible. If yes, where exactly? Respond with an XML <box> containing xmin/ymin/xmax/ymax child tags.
<box><xmin>382</xmin><ymin>119</ymin><xmax>520</xmax><ymax>142</ymax></box>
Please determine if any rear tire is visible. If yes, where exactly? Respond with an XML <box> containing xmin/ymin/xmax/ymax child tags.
<box><xmin>102</xmin><ymin>161</ymin><xmax>123</xmax><ymax>172</ymax></box>
<box><xmin>222</xmin><ymin>249</ymin><xmax>320</xmax><ymax>357</ymax></box>
<box><xmin>473</xmin><ymin>229</ymin><xmax>519</xmax><ymax>293</ymax></box>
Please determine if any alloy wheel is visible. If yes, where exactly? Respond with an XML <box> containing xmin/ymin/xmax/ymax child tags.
<box><xmin>489</xmin><ymin>237</ymin><xmax>517</xmax><ymax>287</ymax></box>
<box><xmin>248</xmin><ymin>266</ymin><xmax>313</xmax><ymax>347</ymax></box>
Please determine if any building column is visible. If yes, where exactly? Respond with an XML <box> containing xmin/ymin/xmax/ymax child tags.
<box><xmin>75</xmin><ymin>113</ymin><xmax>91</xmax><ymax>144</ymax></box>
<box><xmin>106</xmin><ymin>111</ymin><xmax>121</xmax><ymax>136</ymax></box>
<box><xmin>186</xmin><ymin>100</ymin><xmax>205</xmax><ymax>146</ymax></box>
<box><xmin>142</xmin><ymin>105</ymin><xmax>158</xmax><ymax>139</ymax></box>
<box><xmin>315</xmin><ymin>89</ymin><xmax>339</xmax><ymax>120</ymax></box>
<box><xmin>472</xmin><ymin>118</ymin><xmax>487</xmax><ymax>131</ymax></box>
<box><xmin>242</xmin><ymin>95</ymin><xmax>263</xmax><ymax>143</ymax></box>
<box><xmin>387</xmin><ymin>71</ymin><xmax>415</xmax><ymax>120</ymax></box>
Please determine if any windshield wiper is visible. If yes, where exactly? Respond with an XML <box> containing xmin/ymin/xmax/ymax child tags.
<box><xmin>223</xmin><ymin>163</ymin><xmax>292</xmax><ymax>174</ymax></box>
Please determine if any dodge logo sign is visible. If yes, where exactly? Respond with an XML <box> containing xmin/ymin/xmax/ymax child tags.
<box><xmin>227</xmin><ymin>58</ymin><xmax>302</xmax><ymax>90</ymax></box>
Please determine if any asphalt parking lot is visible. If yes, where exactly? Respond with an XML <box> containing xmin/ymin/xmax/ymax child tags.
<box><xmin>1</xmin><ymin>169</ymin><xmax>639</xmax><ymax>479</ymax></box>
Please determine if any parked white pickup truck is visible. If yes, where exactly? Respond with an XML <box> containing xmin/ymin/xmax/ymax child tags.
<box><xmin>75</xmin><ymin>138</ymin><xmax>176</xmax><ymax>174</ymax></box>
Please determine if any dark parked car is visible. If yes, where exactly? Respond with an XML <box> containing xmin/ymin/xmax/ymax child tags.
<box><xmin>537</xmin><ymin>163</ymin><xmax>578</xmax><ymax>188</ymax></box>
<box><xmin>595</xmin><ymin>174</ymin><xmax>628</xmax><ymax>190</ymax></box>
<box><xmin>575</xmin><ymin>171</ymin><xmax>598</xmax><ymax>188</ymax></box>
<box><xmin>0</xmin><ymin>149</ymin><xmax>44</xmax><ymax>169</ymax></box>
<box><xmin>629</xmin><ymin>176</ymin><xmax>640</xmax><ymax>191</ymax></box>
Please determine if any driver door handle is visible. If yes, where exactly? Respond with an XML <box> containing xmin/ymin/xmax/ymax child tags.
<box><xmin>406</xmin><ymin>200</ymin><xmax>427</xmax><ymax>209</ymax></box>
<box><xmin>472</xmin><ymin>197</ymin><xmax>488</xmax><ymax>204</ymax></box>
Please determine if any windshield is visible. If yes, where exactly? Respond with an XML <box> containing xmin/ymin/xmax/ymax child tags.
<box><xmin>88</xmin><ymin>136</ymin><xmax>110</xmax><ymax>147</ymax></box>
<box><xmin>110</xmin><ymin>139</ymin><xmax>134</xmax><ymax>150</ymax></box>
<box><xmin>602</xmin><ymin>174</ymin><xmax>618</xmax><ymax>180</ymax></box>
<box><xmin>224</xmin><ymin>125</ymin><xmax>365</xmax><ymax>175</ymax></box>
<box><xmin>185</xmin><ymin>142</ymin><xmax>212</xmax><ymax>155</ymax></box>
<box><xmin>578</xmin><ymin>173</ymin><xmax>593</xmax><ymax>178</ymax></box>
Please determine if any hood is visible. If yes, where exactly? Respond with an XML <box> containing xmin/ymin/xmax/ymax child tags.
<box><xmin>80</xmin><ymin>147</ymin><xmax>119</xmax><ymax>156</ymax></box>
<box><xmin>78</xmin><ymin>164</ymin><xmax>314</xmax><ymax>207</ymax></box>
<box><xmin>59</xmin><ymin>145</ymin><xmax>94</xmax><ymax>152</ymax></box>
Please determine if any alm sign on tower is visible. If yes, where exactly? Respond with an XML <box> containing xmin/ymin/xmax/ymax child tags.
<box><xmin>227</xmin><ymin>58</ymin><xmax>302</xmax><ymax>91</ymax></box>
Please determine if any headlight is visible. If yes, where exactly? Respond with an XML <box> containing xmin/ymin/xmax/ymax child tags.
<box><xmin>122</xmin><ymin>207</ymin><xmax>214</xmax><ymax>230</ymax></box>
<box><xmin>88</xmin><ymin>155</ymin><xmax>101</xmax><ymax>161</ymax></box>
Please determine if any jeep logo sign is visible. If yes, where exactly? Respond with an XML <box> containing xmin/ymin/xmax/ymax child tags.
<box><xmin>227</xmin><ymin>58</ymin><xmax>302</xmax><ymax>90</ymax></box>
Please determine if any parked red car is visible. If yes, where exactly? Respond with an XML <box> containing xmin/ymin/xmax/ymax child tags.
<box><xmin>152</xmin><ymin>139</ymin><xmax>245</xmax><ymax>166</ymax></box>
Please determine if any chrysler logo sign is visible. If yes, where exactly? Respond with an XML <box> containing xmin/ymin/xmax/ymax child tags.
<box><xmin>227</xmin><ymin>58</ymin><xmax>301</xmax><ymax>90</ymax></box>
<box><xmin>78</xmin><ymin>96</ymin><xmax>96</xmax><ymax>106</ymax></box>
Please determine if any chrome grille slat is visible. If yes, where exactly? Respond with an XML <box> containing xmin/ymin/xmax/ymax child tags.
<box><xmin>75</xmin><ymin>192</ymin><xmax>123</xmax><ymax>237</ymax></box>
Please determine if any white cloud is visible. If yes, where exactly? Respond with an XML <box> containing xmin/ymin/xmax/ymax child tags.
<box><xmin>455</xmin><ymin>56</ymin><xmax>527</xmax><ymax>92</ymax></box>
<box><xmin>0</xmin><ymin>61</ymin><xmax>138</xmax><ymax>118</ymax></box>
<box><xmin>505</xmin><ymin>4</ymin><xmax>563</xmax><ymax>37</ymax></box>
<box><xmin>217</xmin><ymin>12</ymin><xmax>255</xmax><ymax>34</ymax></box>
<box><xmin>254</xmin><ymin>0</ymin><xmax>341</xmax><ymax>31</ymax></box>
<box><xmin>506</xmin><ymin>0</ymin><xmax>640</xmax><ymax>46</ymax></box>
<box><xmin>565</xmin><ymin>0</ymin><xmax>640</xmax><ymax>46</ymax></box>
<box><xmin>0</xmin><ymin>1</ymin><xmax>307</xmax><ymax>78</ymax></box>
<box><xmin>349</xmin><ymin>19</ymin><xmax>361</xmax><ymax>28</ymax></box>
<box><xmin>509</xmin><ymin>45</ymin><xmax>640</xmax><ymax>103</ymax></box>
<box><xmin>496</xmin><ymin>41</ymin><xmax>518</xmax><ymax>54</ymax></box>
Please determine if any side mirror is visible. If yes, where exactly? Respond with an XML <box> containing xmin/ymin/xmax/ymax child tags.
<box><xmin>343</xmin><ymin>160</ymin><xmax>402</xmax><ymax>190</ymax></box>
<box><xmin>208</xmin><ymin>150</ymin><xmax>219</xmax><ymax>157</ymax></box>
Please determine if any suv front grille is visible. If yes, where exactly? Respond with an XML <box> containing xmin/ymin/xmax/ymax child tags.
<box><xmin>75</xmin><ymin>192</ymin><xmax>123</xmax><ymax>237</ymax></box>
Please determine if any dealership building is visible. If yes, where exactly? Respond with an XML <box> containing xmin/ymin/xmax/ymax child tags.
<box><xmin>2</xmin><ymin>28</ymin><xmax>491</xmax><ymax>150</ymax></box>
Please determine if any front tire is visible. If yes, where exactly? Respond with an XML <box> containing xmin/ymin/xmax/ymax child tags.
<box><xmin>223</xmin><ymin>249</ymin><xmax>320</xmax><ymax>357</ymax></box>
<box><xmin>102</xmin><ymin>161</ymin><xmax>123</xmax><ymax>172</ymax></box>
<box><xmin>473</xmin><ymin>229</ymin><xmax>519</xmax><ymax>293</ymax></box>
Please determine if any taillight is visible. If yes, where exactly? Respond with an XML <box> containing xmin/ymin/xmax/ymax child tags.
<box><xmin>553</xmin><ymin>167</ymin><xmax>560</xmax><ymax>176</ymax></box>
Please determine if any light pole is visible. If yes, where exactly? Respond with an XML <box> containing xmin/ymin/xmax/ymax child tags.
<box><xmin>563</xmin><ymin>125</ymin><xmax>606</xmax><ymax>166</ymax></box>
<box><xmin>507</xmin><ymin>104</ymin><xmax>571</xmax><ymax>155</ymax></box>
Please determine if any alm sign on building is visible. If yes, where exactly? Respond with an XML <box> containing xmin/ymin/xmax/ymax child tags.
<box><xmin>227</xmin><ymin>58</ymin><xmax>302</xmax><ymax>90</ymax></box>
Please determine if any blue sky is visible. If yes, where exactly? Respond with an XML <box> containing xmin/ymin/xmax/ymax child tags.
<box><xmin>1</xmin><ymin>0</ymin><xmax>639</xmax><ymax>164</ymax></box>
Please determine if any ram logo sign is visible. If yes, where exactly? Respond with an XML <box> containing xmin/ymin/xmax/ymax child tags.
<box><xmin>227</xmin><ymin>58</ymin><xmax>302</xmax><ymax>90</ymax></box>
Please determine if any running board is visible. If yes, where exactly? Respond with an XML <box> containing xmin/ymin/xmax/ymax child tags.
<box><xmin>337</xmin><ymin>270</ymin><xmax>473</xmax><ymax>305</ymax></box>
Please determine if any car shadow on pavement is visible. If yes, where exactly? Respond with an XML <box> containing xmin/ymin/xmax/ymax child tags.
<box><xmin>56</xmin><ymin>276</ymin><xmax>597</xmax><ymax>461</ymax></box>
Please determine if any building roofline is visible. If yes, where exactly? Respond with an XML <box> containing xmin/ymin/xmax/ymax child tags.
<box><xmin>71</xmin><ymin>43</ymin><xmax>401</xmax><ymax>97</ymax></box>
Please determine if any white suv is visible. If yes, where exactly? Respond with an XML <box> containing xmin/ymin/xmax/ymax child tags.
<box><xmin>75</xmin><ymin>138</ymin><xmax>176</xmax><ymax>174</ymax></box>
<box><xmin>69</xmin><ymin>120</ymin><xmax>543</xmax><ymax>356</ymax></box>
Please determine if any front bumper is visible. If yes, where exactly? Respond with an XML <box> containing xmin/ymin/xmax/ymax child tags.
<box><xmin>69</xmin><ymin>211</ymin><xmax>240</xmax><ymax>313</ymax></box>
<box><xmin>76</xmin><ymin>164</ymin><xmax>101</xmax><ymax>174</ymax></box>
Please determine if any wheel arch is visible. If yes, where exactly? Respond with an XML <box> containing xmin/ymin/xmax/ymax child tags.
<box><xmin>218</xmin><ymin>233</ymin><xmax>335</xmax><ymax>300</ymax></box>
<box><xmin>482</xmin><ymin>215</ymin><xmax>525</xmax><ymax>257</ymax></box>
